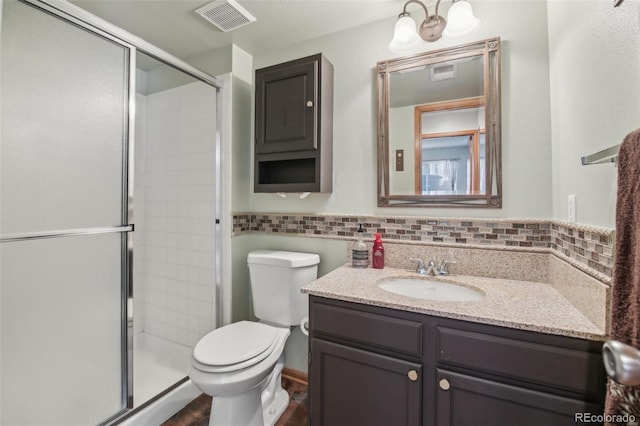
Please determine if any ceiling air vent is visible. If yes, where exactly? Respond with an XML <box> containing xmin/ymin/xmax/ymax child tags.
<box><xmin>430</xmin><ymin>63</ymin><xmax>457</xmax><ymax>82</ymax></box>
<box><xmin>195</xmin><ymin>0</ymin><xmax>256</xmax><ymax>33</ymax></box>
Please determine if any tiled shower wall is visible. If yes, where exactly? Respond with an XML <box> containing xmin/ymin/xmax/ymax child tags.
<box><xmin>134</xmin><ymin>81</ymin><xmax>217</xmax><ymax>347</ymax></box>
<box><xmin>233</xmin><ymin>213</ymin><xmax>614</xmax><ymax>282</ymax></box>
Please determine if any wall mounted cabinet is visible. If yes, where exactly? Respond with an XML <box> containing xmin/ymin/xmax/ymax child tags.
<box><xmin>309</xmin><ymin>296</ymin><xmax>605</xmax><ymax>426</ymax></box>
<box><xmin>254</xmin><ymin>54</ymin><xmax>333</xmax><ymax>193</ymax></box>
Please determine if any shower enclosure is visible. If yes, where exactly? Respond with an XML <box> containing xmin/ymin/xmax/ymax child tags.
<box><xmin>0</xmin><ymin>0</ymin><xmax>222</xmax><ymax>424</ymax></box>
<box><xmin>132</xmin><ymin>52</ymin><xmax>220</xmax><ymax>407</ymax></box>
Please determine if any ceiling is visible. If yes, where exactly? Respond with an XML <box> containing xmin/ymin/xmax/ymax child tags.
<box><xmin>390</xmin><ymin>55</ymin><xmax>484</xmax><ymax>108</ymax></box>
<box><xmin>68</xmin><ymin>0</ymin><xmax>410</xmax><ymax>60</ymax></box>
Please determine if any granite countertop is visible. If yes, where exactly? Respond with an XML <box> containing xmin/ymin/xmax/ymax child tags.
<box><xmin>302</xmin><ymin>264</ymin><xmax>606</xmax><ymax>341</ymax></box>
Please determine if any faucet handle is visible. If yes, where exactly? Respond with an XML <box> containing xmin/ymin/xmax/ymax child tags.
<box><xmin>410</xmin><ymin>257</ymin><xmax>426</xmax><ymax>274</ymax></box>
<box><xmin>438</xmin><ymin>260</ymin><xmax>457</xmax><ymax>276</ymax></box>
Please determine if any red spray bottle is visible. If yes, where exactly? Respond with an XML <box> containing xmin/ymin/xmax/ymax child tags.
<box><xmin>372</xmin><ymin>233</ymin><xmax>385</xmax><ymax>269</ymax></box>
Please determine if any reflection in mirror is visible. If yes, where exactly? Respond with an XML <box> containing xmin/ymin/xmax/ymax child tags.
<box><xmin>420</xmin><ymin>130</ymin><xmax>485</xmax><ymax>195</ymax></box>
<box><xmin>378</xmin><ymin>38</ymin><xmax>501</xmax><ymax>207</ymax></box>
<box><xmin>416</xmin><ymin>96</ymin><xmax>484</xmax><ymax>195</ymax></box>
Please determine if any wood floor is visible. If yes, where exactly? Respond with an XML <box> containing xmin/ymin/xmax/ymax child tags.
<box><xmin>161</xmin><ymin>377</ymin><xmax>308</xmax><ymax>426</ymax></box>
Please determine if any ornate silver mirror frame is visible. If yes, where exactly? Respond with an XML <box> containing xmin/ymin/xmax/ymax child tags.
<box><xmin>377</xmin><ymin>38</ymin><xmax>502</xmax><ymax>208</ymax></box>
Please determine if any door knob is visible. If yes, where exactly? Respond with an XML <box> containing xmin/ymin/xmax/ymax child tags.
<box><xmin>306</xmin><ymin>101</ymin><xmax>314</xmax><ymax>107</ymax></box>
<box><xmin>407</xmin><ymin>370</ymin><xmax>418</xmax><ymax>382</ymax></box>
<box><xmin>439</xmin><ymin>378</ymin><xmax>450</xmax><ymax>391</ymax></box>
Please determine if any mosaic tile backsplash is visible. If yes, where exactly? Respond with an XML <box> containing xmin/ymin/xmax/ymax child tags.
<box><xmin>232</xmin><ymin>213</ymin><xmax>614</xmax><ymax>281</ymax></box>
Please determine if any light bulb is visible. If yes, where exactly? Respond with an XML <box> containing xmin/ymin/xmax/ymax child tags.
<box><xmin>389</xmin><ymin>15</ymin><xmax>421</xmax><ymax>52</ymax></box>
<box><xmin>443</xmin><ymin>1</ymin><xmax>480</xmax><ymax>38</ymax></box>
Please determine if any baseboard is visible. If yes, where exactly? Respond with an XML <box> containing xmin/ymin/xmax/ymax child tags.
<box><xmin>282</xmin><ymin>367</ymin><xmax>308</xmax><ymax>386</ymax></box>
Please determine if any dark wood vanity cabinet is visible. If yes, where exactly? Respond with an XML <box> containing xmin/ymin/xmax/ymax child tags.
<box><xmin>309</xmin><ymin>299</ymin><xmax>423</xmax><ymax>426</ymax></box>
<box><xmin>311</xmin><ymin>339</ymin><xmax>422</xmax><ymax>426</ymax></box>
<box><xmin>308</xmin><ymin>296</ymin><xmax>606</xmax><ymax>426</ymax></box>
<box><xmin>435</xmin><ymin>369</ymin><xmax>601</xmax><ymax>425</ymax></box>
<box><xmin>254</xmin><ymin>54</ymin><xmax>333</xmax><ymax>193</ymax></box>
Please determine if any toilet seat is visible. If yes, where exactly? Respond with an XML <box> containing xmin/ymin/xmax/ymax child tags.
<box><xmin>192</xmin><ymin>321</ymin><xmax>280</xmax><ymax>373</ymax></box>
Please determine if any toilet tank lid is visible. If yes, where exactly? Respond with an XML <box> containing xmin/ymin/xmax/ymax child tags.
<box><xmin>247</xmin><ymin>250</ymin><xmax>320</xmax><ymax>268</ymax></box>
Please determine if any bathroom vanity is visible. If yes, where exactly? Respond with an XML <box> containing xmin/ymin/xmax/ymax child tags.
<box><xmin>304</xmin><ymin>265</ymin><xmax>607</xmax><ymax>426</ymax></box>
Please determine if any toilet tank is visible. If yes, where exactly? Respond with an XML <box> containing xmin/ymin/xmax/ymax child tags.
<box><xmin>247</xmin><ymin>250</ymin><xmax>320</xmax><ymax>326</ymax></box>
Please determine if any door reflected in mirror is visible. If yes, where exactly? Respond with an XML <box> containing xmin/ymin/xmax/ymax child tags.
<box><xmin>420</xmin><ymin>131</ymin><xmax>485</xmax><ymax>195</ymax></box>
<box><xmin>378</xmin><ymin>38</ymin><xmax>501</xmax><ymax>208</ymax></box>
<box><xmin>417</xmin><ymin>98</ymin><xmax>485</xmax><ymax>196</ymax></box>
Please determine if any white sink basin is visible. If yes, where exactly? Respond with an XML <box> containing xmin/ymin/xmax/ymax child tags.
<box><xmin>378</xmin><ymin>277</ymin><xmax>484</xmax><ymax>302</ymax></box>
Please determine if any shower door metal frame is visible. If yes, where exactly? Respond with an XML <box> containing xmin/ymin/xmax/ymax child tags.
<box><xmin>5</xmin><ymin>0</ymin><xmax>224</xmax><ymax>423</ymax></box>
<box><xmin>1</xmin><ymin>0</ymin><xmax>137</xmax><ymax>422</ymax></box>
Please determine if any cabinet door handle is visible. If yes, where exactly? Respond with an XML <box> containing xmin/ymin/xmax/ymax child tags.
<box><xmin>407</xmin><ymin>370</ymin><xmax>418</xmax><ymax>382</ymax></box>
<box><xmin>306</xmin><ymin>101</ymin><xmax>314</xmax><ymax>107</ymax></box>
<box><xmin>439</xmin><ymin>378</ymin><xmax>450</xmax><ymax>391</ymax></box>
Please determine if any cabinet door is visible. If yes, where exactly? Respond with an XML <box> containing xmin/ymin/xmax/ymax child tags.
<box><xmin>255</xmin><ymin>59</ymin><xmax>317</xmax><ymax>154</ymax></box>
<box><xmin>310</xmin><ymin>339</ymin><xmax>422</xmax><ymax>426</ymax></box>
<box><xmin>436</xmin><ymin>370</ymin><xmax>602</xmax><ymax>426</ymax></box>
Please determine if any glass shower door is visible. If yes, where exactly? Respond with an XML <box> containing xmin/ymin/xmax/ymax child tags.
<box><xmin>0</xmin><ymin>1</ymin><xmax>133</xmax><ymax>424</ymax></box>
<box><xmin>132</xmin><ymin>51</ymin><xmax>219</xmax><ymax>407</ymax></box>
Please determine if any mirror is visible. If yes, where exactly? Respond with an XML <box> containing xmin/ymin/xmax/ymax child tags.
<box><xmin>377</xmin><ymin>38</ymin><xmax>502</xmax><ymax>208</ymax></box>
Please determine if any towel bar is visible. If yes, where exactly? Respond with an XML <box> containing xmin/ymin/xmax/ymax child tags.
<box><xmin>581</xmin><ymin>144</ymin><xmax>620</xmax><ymax>165</ymax></box>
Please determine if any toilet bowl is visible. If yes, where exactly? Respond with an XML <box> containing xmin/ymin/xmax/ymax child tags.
<box><xmin>189</xmin><ymin>250</ymin><xmax>320</xmax><ymax>426</ymax></box>
<box><xmin>189</xmin><ymin>321</ymin><xmax>290</xmax><ymax>426</ymax></box>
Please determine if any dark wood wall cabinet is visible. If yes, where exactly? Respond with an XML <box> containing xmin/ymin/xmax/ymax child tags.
<box><xmin>308</xmin><ymin>296</ymin><xmax>606</xmax><ymax>426</ymax></box>
<box><xmin>254</xmin><ymin>54</ymin><xmax>333</xmax><ymax>193</ymax></box>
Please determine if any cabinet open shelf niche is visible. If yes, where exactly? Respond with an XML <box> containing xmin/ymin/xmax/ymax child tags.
<box><xmin>258</xmin><ymin>158</ymin><xmax>316</xmax><ymax>185</ymax></box>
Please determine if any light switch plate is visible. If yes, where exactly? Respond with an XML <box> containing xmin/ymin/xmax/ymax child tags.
<box><xmin>395</xmin><ymin>150</ymin><xmax>404</xmax><ymax>171</ymax></box>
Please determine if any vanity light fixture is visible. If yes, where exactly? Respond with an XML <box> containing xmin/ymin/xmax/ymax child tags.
<box><xmin>389</xmin><ymin>0</ymin><xmax>480</xmax><ymax>53</ymax></box>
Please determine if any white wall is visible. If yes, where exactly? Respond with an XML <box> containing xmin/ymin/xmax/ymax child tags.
<box><xmin>184</xmin><ymin>45</ymin><xmax>233</xmax><ymax>79</ymax></box>
<box><xmin>389</xmin><ymin>106</ymin><xmax>415</xmax><ymax>194</ymax></box>
<box><xmin>249</xmin><ymin>1</ymin><xmax>553</xmax><ymax>219</ymax></box>
<box><xmin>547</xmin><ymin>0</ymin><xmax>640</xmax><ymax>228</ymax></box>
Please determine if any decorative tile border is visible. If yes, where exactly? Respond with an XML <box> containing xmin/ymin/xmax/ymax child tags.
<box><xmin>232</xmin><ymin>213</ymin><xmax>615</xmax><ymax>281</ymax></box>
<box><xmin>233</xmin><ymin>214</ymin><xmax>252</xmax><ymax>233</ymax></box>
<box><xmin>550</xmin><ymin>221</ymin><xmax>614</xmax><ymax>279</ymax></box>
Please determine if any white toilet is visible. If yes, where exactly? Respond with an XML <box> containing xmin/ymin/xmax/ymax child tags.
<box><xmin>189</xmin><ymin>250</ymin><xmax>320</xmax><ymax>426</ymax></box>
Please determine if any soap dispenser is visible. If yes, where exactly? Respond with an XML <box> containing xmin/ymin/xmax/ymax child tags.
<box><xmin>352</xmin><ymin>224</ymin><xmax>369</xmax><ymax>268</ymax></box>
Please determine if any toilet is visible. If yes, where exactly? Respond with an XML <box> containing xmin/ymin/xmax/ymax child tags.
<box><xmin>189</xmin><ymin>250</ymin><xmax>320</xmax><ymax>426</ymax></box>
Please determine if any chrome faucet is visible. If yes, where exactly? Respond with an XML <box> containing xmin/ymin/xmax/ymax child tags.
<box><xmin>425</xmin><ymin>260</ymin><xmax>436</xmax><ymax>275</ymax></box>
<box><xmin>411</xmin><ymin>258</ymin><xmax>456</xmax><ymax>276</ymax></box>
<box><xmin>438</xmin><ymin>260</ymin><xmax>457</xmax><ymax>276</ymax></box>
<box><xmin>411</xmin><ymin>258</ymin><xmax>436</xmax><ymax>275</ymax></box>
<box><xmin>411</xmin><ymin>258</ymin><xmax>426</xmax><ymax>274</ymax></box>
